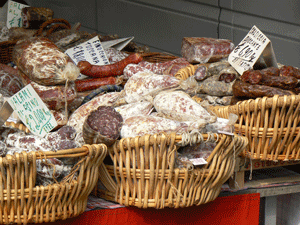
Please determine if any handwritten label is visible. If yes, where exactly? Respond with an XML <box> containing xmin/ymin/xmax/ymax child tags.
<box><xmin>7</xmin><ymin>84</ymin><xmax>57</xmax><ymax>137</ymax></box>
<box><xmin>189</xmin><ymin>158</ymin><xmax>207</xmax><ymax>166</ymax></box>
<box><xmin>228</xmin><ymin>25</ymin><xmax>277</xmax><ymax>75</ymax></box>
<box><xmin>65</xmin><ymin>36</ymin><xmax>110</xmax><ymax>79</ymax></box>
<box><xmin>6</xmin><ymin>0</ymin><xmax>29</xmax><ymax>29</ymax></box>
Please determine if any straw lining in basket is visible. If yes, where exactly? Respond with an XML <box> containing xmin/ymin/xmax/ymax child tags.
<box><xmin>95</xmin><ymin>132</ymin><xmax>248</xmax><ymax>208</ymax></box>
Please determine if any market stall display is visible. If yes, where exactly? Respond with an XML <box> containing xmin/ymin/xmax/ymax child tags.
<box><xmin>2</xmin><ymin>2</ymin><xmax>300</xmax><ymax>224</ymax></box>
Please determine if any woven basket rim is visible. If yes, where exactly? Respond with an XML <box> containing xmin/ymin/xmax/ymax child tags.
<box><xmin>216</xmin><ymin>94</ymin><xmax>300</xmax><ymax>115</ymax></box>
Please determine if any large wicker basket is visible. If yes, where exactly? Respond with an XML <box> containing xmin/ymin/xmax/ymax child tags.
<box><xmin>0</xmin><ymin>122</ymin><xmax>107</xmax><ymax>224</ymax></box>
<box><xmin>211</xmin><ymin>94</ymin><xmax>300</xmax><ymax>161</ymax></box>
<box><xmin>95</xmin><ymin>132</ymin><xmax>248</xmax><ymax>209</ymax></box>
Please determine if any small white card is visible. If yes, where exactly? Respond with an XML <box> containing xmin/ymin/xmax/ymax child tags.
<box><xmin>7</xmin><ymin>84</ymin><xmax>57</xmax><ymax>137</ymax></box>
<box><xmin>228</xmin><ymin>25</ymin><xmax>278</xmax><ymax>75</ymax></box>
<box><xmin>6</xmin><ymin>0</ymin><xmax>29</xmax><ymax>28</ymax></box>
<box><xmin>65</xmin><ymin>36</ymin><xmax>110</xmax><ymax>79</ymax></box>
<box><xmin>189</xmin><ymin>158</ymin><xmax>208</xmax><ymax>166</ymax></box>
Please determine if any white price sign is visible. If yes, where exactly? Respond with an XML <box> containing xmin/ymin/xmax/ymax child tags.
<box><xmin>7</xmin><ymin>84</ymin><xmax>57</xmax><ymax>137</ymax></box>
<box><xmin>228</xmin><ymin>25</ymin><xmax>277</xmax><ymax>75</ymax></box>
<box><xmin>65</xmin><ymin>36</ymin><xmax>110</xmax><ymax>79</ymax></box>
<box><xmin>189</xmin><ymin>158</ymin><xmax>207</xmax><ymax>166</ymax></box>
<box><xmin>6</xmin><ymin>0</ymin><xmax>29</xmax><ymax>28</ymax></box>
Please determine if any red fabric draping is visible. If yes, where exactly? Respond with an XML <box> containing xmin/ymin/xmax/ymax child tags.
<box><xmin>41</xmin><ymin>193</ymin><xmax>260</xmax><ymax>225</ymax></box>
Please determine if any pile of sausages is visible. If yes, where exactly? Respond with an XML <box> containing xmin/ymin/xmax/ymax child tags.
<box><xmin>232</xmin><ymin>65</ymin><xmax>300</xmax><ymax>103</ymax></box>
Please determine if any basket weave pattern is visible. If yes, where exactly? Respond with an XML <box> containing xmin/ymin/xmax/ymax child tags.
<box><xmin>0</xmin><ymin>143</ymin><xmax>107</xmax><ymax>224</ymax></box>
<box><xmin>96</xmin><ymin>132</ymin><xmax>247</xmax><ymax>208</ymax></box>
<box><xmin>211</xmin><ymin>95</ymin><xmax>300</xmax><ymax>161</ymax></box>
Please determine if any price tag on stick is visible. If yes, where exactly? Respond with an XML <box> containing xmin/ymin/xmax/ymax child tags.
<box><xmin>228</xmin><ymin>25</ymin><xmax>278</xmax><ymax>75</ymax></box>
<box><xmin>7</xmin><ymin>84</ymin><xmax>57</xmax><ymax>137</ymax></box>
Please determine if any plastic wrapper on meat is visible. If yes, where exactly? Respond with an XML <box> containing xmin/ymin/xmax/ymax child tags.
<box><xmin>105</xmin><ymin>47</ymin><xmax>129</xmax><ymax>63</ymax></box>
<box><xmin>204</xmin><ymin>113</ymin><xmax>238</xmax><ymax>135</ymax></box>
<box><xmin>177</xmin><ymin>141</ymin><xmax>217</xmax><ymax>168</ymax></box>
<box><xmin>207</xmin><ymin>61</ymin><xmax>231</xmax><ymax>75</ymax></box>
<box><xmin>153</xmin><ymin>90</ymin><xmax>216</xmax><ymax>128</ymax></box>
<box><xmin>50</xmin><ymin>109</ymin><xmax>68</xmax><ymax>129</ymax></box>
<box><xmin>0</xmin><ymin>141</ymin><xmax>7</xmax><ymax>157</ymax></box>
<box><xmin>196</xmin><ymin>94</ymin><xmax>233</xmax><ymax>106</ymax></box>
<box><xmin>218</xmin><ymin>67</ymin><xmax>238</xmax><ymax>83</ymax></box>
<box><xmin>114</xmin><ymin>100</ymin><xmax>153</xmax><ymax>120</ymax></box>
<box><xmin>19</xmin><ymin>70</ymin><xmax>78</xmax><ymax>111</ymax></box>
<box><xmin>0</xmin><ymin>68</ymin><xmax>23</xmax><ymax>96</ymax></box>
<box><xmin>181</xmin><ymin>37</ymin><xmax>234</xmax><ymax>63</ymax></box>
<box><xmin>123</xmin><ymin>64</ymin><xmax>153</xmax><ymax>80</ymax></box>
<box><xmin>12</xmin><ymin>37</ymin><xmax>80</xmax><ymax>86</ymax></box>
<box><xmin>120</xmin><ymin>115</ymin><xmax>201</xmax><ymax>138</ymax></box>
<box><xmin>198</xmin><ymin>75</ymin><xmax>234</xmax><ymax>96</ymax></box>
<box><xmin>124</xmin><ymin>72</ymin><xmax>181</xmax><ymax>103</ymax></box>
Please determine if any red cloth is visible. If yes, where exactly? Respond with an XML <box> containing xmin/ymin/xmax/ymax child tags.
<box><xmin>42</xmin><ymin>193</ymin><xmax>260</xmax><ymax>225</ymax></box>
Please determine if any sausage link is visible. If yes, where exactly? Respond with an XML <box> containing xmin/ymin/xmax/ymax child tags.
<box><xmin>75</xmin><ymin>76</ymin><xmax>122</xmax><ymax>92</ymax></box>
<box><xmin>77</xmin><ymin>53</ymin><xmax>143</xmax><ymax>78</ymax></box>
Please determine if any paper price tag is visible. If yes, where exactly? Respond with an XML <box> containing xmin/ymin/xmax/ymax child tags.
<box><xmin>228</xmin><ymin>25</ymin><xmax>278</xmax><ymax>75</ymax></box>
<box><xmin>65</xmin><ymin>36</ymin><xmax>110</xmax><ymax>79</ymax></box>
<box><xmin>189</xmin><ymin>158</ymin><xmax>208</xmax><ymax>166</ymax></box>
<box><xmin>7</xmin><ymin>84</ymin><xmax>57</xmax><ymax>137</ymax></box>
<box><xmin>6</xmin><ymin>0</ymin><xmax>29</xmax><ymax>29</ymax></box>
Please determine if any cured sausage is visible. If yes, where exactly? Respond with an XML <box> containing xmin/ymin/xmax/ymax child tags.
<box><xmin>241</xmin><ymin>69</ymin><xmax>298</xmax><ymax>90</ymax></box>
<box><xmin>232</xmin><ymin>80</ymin><xmax>294</xmax><ymax>99</ymax></box>
<box><xmin>12</xmin><ymin>37</ymin><xmax>80</xmax><ymax>86</ymax></box>
<box><xmin>77</xmin><ymin>53</ymin><xmax>143</xmax><ymax>78</ymax></box>
<box><xmin>75</xmin><ymin>76</ymin><xmax>122</xmax><ymax>92</ymax></box>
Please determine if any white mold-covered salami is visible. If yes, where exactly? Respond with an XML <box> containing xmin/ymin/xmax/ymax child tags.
<box><xmin>6</xmin><ymin>132</ymin><xmax>53</xmax><ymax>152</ymax></box>
<box><xmin>153</xmin><ymin>91</ymin><xmax>215</xmax><ymax>126</ymax></box>
<box><xmin>123</xmin><ymin>64</ymin><xmax>152</xmax><ymax>80</ymax></box>
<box><xmin>120</xmin><ymin>115</ymin><xmax>200</xmax><ymax>138</ymax></box>
<box><xmin>124</xmin><ymin>72</ymin><xmax>180</xmax><ymax>103</ymax></box>
<box><xmin>67</xmin><ymin>91</ymin><xmax>125</xmax><ymax>132</ymax></box>
<box><xmin>12</xmin><ymin>37</ymin><xmax>80</xmax><ymax>86</ymax></box>
<box><xmin>114</xmin><ymin>100</ymin><xmax>153</xmax><ymax>120</ymax></box>
<box><xmin>105</xmin><ymin>47</ymin><xmax>129</xmax><ymax>63</ymax></box>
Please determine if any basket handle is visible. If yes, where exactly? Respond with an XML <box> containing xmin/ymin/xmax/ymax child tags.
<box><xmin>34</xmin><ymin>18</ymin><xmax>71</xmax><ymax>37</ymax></box>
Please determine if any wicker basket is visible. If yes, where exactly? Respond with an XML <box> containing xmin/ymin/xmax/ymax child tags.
<box><xmin>0</xmin><ymin>40</ymin><xmax>17</xmax><ymax>64</ymax></box>
<box><xmin>211</xmin><ymin>94</ymin><xmax>300</xmax><ymax>161</ymax></box>
<box><xmin>95</xmin><ymin>132</ymin><xmax>248</xmax><ymax>208</ymax></box>
<box><xmin>0</xmin><ymin>123</ymin><xmax>107</xmax><ymax>224</ymax></box>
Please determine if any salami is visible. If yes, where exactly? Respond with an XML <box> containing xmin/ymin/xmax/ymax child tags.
<box><xmin>124</xmin><ymin>72</ymin><xmax>181</xmax><ymax>103</ymax></box>
<box><xmin>0</xmin><ymin>68</ymin><xmax>23</xmax><ymax>96</ymax></box>
<box><xmin>19</xmin><ymin>71</ymin><xmax>77</xmax><ymax>111</ymax></box>
<box><xmin>120</xmin><ymin>115</ymin><xmax>200</xmax><ymax>138</ymax></box>
<box><xmin>12</xmin><ymin>37</ymin><xmax>80</xmax><ymax>86</ymax></box>
<box><xmin>83</xmin><ymin>106</ymin><xmax>123</xmax><ymax>146</ymax></box>
<box><xmin>114</xmin><ymin>101</ymin><xmax>153</xmax><ymax>120</ymax></box>
<box><xmin>153</xmin><ymin>90</ymin><xmax>215</xmax><ymax>125</ymax></box>
<box><xmin>67</xmin><ymin>91</ymin><xmax>125</xmax><ymax>133</ymax></box>
<box><xmin>181</xmin><ymin>37</ymin><xmax>234</xmax><ymax>63</ymax></box>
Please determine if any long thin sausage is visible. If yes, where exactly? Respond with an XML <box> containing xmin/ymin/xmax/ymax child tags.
<box><xmin>75</xmin><ymin>76</ymin><xmax>122</xmax><ymax>92</ymax></box>
<box><xmin>77</xmin><ymin>53</ymin><xmax>143</xmax><ymax>78</ymax></box>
